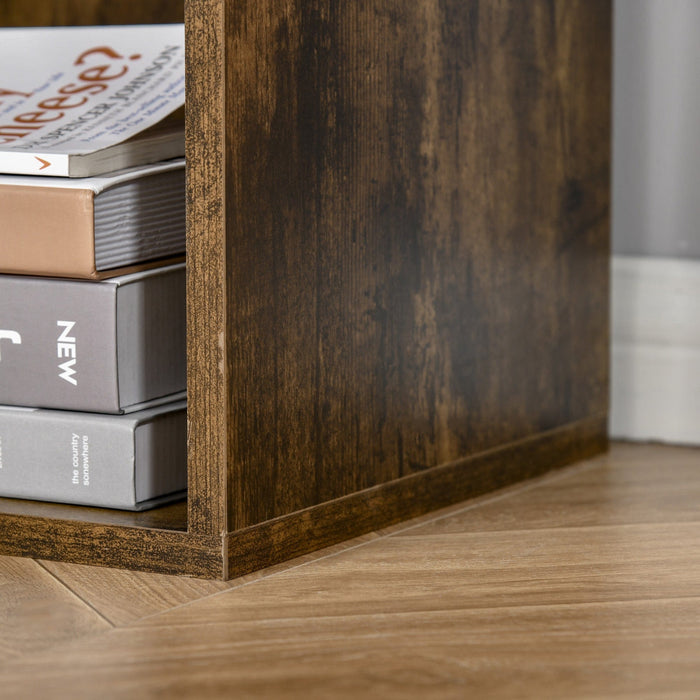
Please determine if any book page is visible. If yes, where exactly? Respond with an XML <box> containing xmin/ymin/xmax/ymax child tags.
<box><xmin>0</xmin><ymin>25</ymin><xmax>184</xmax><ymax>158</ymax></box>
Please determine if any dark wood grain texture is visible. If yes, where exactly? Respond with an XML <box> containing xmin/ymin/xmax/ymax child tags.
<box><xmin>222</xmin><ymin>0</ymin><xmax>611</xmax><ymax>529</ymax></box>
<box><xmin>0</xmin><ymin>0</ymin><xmax>182</xmax><ymax>26</ymax></box>
<box><xmin>0</xmin><ymin>0</ymin><xmax>611</xmax><ymax>578</ymax></box>
<box><xmin>185</xmin><ymin>0</ymin><xmax>228</xmax><ymax>537</ymax></box>
<box><xmin>0</xmin><ymin>497</ymin><xmax>187</xmax><ymax>530</ymax></box>
<box><xmin>0</xmin><ymin>515</ymin><xmax>222</xmax><ymax>578</ymax></box>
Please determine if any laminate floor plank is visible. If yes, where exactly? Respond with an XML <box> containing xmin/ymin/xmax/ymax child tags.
<box><xmin>37</xmin><ymin>532</ymin><xmax>384</xmax><ymax>626</ymax></box>
<box><xmin>0</xmin><ymin>557</ymin><xmax>111</xmax><ymax>664</ymax></box>
<box><xmin>39</xmin><ymin>560</ymin><xmax>235</xmax><ymax>627</ymax></box>
<box><xmin>2</xmin><ymin>597</ymin><xmax>700</xmax><ymax>699</ymax></box>
<box><xmin>1</xmin><ymin>443</ymin><xmax>699</xmax><ymax>699</ymax></box>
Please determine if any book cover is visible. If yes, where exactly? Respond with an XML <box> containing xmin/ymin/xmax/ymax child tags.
<box><xmin>0</xmin><ymin>263</ymin><xmax>186</xmax><ymax>413</ymax></box>
<box><xmin>0</xmin><ymin>400</ymin><xmax>187</xmax><ymax>510</ymax></box>
<box><xmin>0</xmin><ymin>24</ymin><xmax>184</xmax><ymax>176</ymax></box>
<box><xmin>0</xmin><ymin>159</ymin><xmax>185</xmax><ymax>279</ymax></box>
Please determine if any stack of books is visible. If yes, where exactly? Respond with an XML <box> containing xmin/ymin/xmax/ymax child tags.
<box><xmin>0</xmin><ymin>25</ymin><xmax>188</xmax><ymax>511</ymax></box>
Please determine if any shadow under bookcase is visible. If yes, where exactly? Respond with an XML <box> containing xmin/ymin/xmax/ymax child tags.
<box><xmin>0</xmin><ymin>0</ymin><xmax>612</xmax><ymax>579</ymax></box>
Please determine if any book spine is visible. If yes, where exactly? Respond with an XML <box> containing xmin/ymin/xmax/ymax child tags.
<box><xmin>0</xmin><ymin>403</ymin><xmax>186</xmax><ymax>510</ymax></box>
<box><xmin>0</xmin><ymin>151</ymin><xmax>71</xmax><ymax>177</ymax></box>
<box><xmin>0</xmin><ymin>267</ymin><xmax>186</xmax><ymax>413</ymax></box>
<box><xmin>0</xmin><ymin>184</ymin><xmax>96</xmax><ymax>279</ymax></box>
<box><xmin>0</xmin><ymin>407</ymin><xmax>139</xmax><ymax>509</ymax></box>
<box><xmin>0</xmin><ymin>275</ymin><xmax>120</xmax><ymax>412</ymax></box>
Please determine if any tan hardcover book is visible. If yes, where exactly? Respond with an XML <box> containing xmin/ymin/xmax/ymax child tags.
<box><xmin>0</xmin><ymin>159</ymin><xmax>185</xmax><ymax>279</ymax></box>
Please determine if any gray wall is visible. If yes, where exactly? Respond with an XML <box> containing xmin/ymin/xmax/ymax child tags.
<box><xmin>613</xmin><ymin>0</ymin><xmax>700</xmax><ymax>260</ymax></box>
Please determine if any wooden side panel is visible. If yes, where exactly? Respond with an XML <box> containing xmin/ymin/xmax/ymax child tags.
<box><xmin>186</xmin><ymin>0</ymin><xmax>228</xmax><ymax>537</ymax></box>
<box><xmin>223</xmin><ymin>0</ymin><xmax>611</xmax><ymax>530</ymax></box>
<box><xmin>0</xmin><ymin>1</ymin><xmax>183</xmax><ymax>26</ymax></box>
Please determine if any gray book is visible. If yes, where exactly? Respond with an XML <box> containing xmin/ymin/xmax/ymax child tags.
<box><xmin>0</xmin><ymin>400</ymin><xmax>187</xmax><ymax>511</ymax></box>
<box><xmin>0</xmin><ymin>263</ymin><xmax>185</xmax><ymax>413</ymax></box>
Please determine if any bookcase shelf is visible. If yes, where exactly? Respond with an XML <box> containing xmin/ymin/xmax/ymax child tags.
<box><xmin>0</xmin><ymin>0</ymin><xmax>612</xmax><ymax>579</ymax></box>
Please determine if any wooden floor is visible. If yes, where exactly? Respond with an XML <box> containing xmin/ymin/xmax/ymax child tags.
<box><xmin>1</xmin><ymin>442</ymin><xmax>699</xmax><ymax>698</ymax></box>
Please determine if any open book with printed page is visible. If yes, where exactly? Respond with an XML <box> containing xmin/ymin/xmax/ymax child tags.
<box><xmin>0</xmin><ymin>24</ymin><xmax>184</xmax><ymax>177</ymax></box>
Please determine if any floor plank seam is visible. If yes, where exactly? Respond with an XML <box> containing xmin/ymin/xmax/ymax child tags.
<box><xmin>393</xmin><ymin>519</ymin><xmax>700</xmax><ymax>538</ymax></box>
<box><xmin>35</xmin><ymin>559</ymin><xmax>118</xmax><ymax>629</ymax></box>
<box><xmin>131</xmin><ymin>593</ymin><xmax>700</xmax><ymax>633</ymax></box>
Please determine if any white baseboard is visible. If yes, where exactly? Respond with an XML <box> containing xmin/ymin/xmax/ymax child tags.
<box><xmin>610</xmin><ymin>255</ymin><xmax>700</xmax><ymax>445</ymax></box>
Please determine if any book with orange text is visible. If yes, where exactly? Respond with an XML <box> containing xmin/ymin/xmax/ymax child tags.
<box><xmin>0</xmin><ymin>24</ymin><xmax>184</xmax><ymax>177</ymax></box>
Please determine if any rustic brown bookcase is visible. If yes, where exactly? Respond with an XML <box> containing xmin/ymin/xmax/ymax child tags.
<box><xmin>0</xmin><ymin>0</ymin><xmax>611</xmax><ymax>579</ymax></box>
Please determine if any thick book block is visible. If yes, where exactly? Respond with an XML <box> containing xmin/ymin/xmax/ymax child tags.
<box><xmin>0</xmin><ymin>400</ymin><xmax>187</xmax><ymax>510</ymax></box>
<box><xmin>0</xmin><ymin>263</ymin><xmax>185</xmax><ymax>413</ymax></box>
<box><xmin>0</xmin><ymin>160</ymin><xmax>185</xmax><ymax>279</ymax></box>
